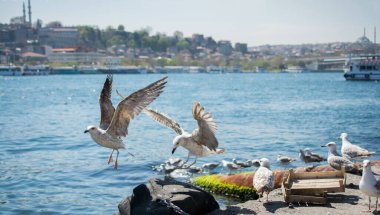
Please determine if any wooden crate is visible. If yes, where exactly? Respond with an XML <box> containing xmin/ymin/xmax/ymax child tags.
<box><xmin>281</xmin><ymin>169</ymin><xmax>346</xmax><ymax>205</ymax></box>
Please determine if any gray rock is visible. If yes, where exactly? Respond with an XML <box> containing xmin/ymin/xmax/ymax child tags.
<box><xmin>118</xmin><ymin>177</ymin><xmax>219</xmax><ymax>215</ymax></box>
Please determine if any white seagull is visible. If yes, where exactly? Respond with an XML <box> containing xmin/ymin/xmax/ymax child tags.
<box><xmin>143</xmin><ymin>102</ymin><xmax>224</xmax><ymax>167</ymax></box>
<box><xmin>221</xmin><ymin>160</ymin><xmax>240</xmax><ymax>175</ymax></box>
<box><xmin>359</xmin><ymin>160</ymin><xmax>380</xmax><ymax>212</ymax></box>
<box><xmin>340</xmin><ymin>133</ymin><xmax>375</xmax><ymax>159</ymax></box>
<box><xmin>202</xmin><ymin>162</ymin><xmax>220</xmax><ymax>173</ymax></box>
<box><xmin>253</xmin><ymin>158</ymin><xmax>275</xmax><ymax>202</ymax></box>
<box><xmin>277</xmin><ymin>155</ymin><xmax>296</xmax><ymax>165</ymax></box>
<box><xmin>321</xmin><ymin>142</ymin><xmax>357</xmax><ymax>173</ymax></box>
<box><xmin>84</xmin><ymin>75</ymin><xmax>168</xmax><ymax>169</ymax></box>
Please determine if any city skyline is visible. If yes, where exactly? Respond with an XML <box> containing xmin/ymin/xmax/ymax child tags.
<box><xmin>0</xmin><ymin>0</ymin><xmax>379</xmax><ymax>46</ymax></box>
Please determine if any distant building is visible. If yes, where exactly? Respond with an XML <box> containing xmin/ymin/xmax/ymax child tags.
<box><xmin>192</xmin><ymin>34</ymin><xmax>204</xmax><ymax>46</ymax></box>
<box><xmin>235</xmin><ymin>43</ymin><xmax>248</xmax><ymax>53</ymax></box>
<box><xmin>47</xmin><ymin>48</ymin><xmax>105</xmax><ymax>64</ymax></box>
<box><xmin>39</xmin><ymin>27</ymin><xmax>79</xmax><ymax>48</ymax></box>
<box><xmin>217</xmin><ymin>40</ymin><xmax>233</xmax><ymax>56</ymax></box>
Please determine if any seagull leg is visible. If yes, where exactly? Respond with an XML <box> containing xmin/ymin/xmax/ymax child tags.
<box><xmin>114</xmin><ymin>150</ymin><xmax>119</xmax><ymax>169</ymax></box>
<box><xmin>375</xmin><ymin>197</ymin><xmax>378</xmax><ymax>211</ymax></box>
<box><xmin>181</xmin><ymin>153</ymin><xmax>191</xmax><ymax>167</ymax></box>
<box><xmin>369</xmin><ymin>196</ymin><xmax>371</xmax><ymax>211</ymax></box>
<box><xmin>186</xmin><ymin>157</ymin><xmax>198</xmax><ymax>168</ymax></box>
<box><xmin>108</xmin><ymin>149</ymin><xmax>114</xmax><ymax>164</ymax></box>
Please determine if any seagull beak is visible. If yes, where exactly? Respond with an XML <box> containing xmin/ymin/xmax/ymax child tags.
<box><xmin>321</xmin><ymin>144</ymin><xmax>327</xmax><ymax>147</ymax></box>
<box><xmin>172</xmin><ymin>147</ymin><xmax>177</xmax><ymax>154</ymax></box>
<box><xmin>84</xmin><ymin>130</ymin><xmax>89</xmax><ymax>133</ymax></box>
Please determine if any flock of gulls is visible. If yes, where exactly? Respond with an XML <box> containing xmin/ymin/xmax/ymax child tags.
<box><xmin>84</xmin><ymin>75</ymin><xmax>379</xmax><ymax>211</ymax></box>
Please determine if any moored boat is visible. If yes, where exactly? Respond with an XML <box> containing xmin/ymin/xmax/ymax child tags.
<box><xmin>0</xmin><ymin>65</ymin><xmax>22</xmax><ymax>76</ymax></box>
<box><xmin>343</xmin><ymin>55</ymin><xmax>380</xmax><ymax>81</ymax></box>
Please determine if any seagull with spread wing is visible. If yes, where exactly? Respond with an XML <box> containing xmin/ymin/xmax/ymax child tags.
<box><xmin>143</xmin><ymin>102</ymin><xmax>224</xmax><ymax>167</ymax></box>
<box><xmin>84</xmin><ymin>75</ymin><xmax>168</xmax><ymax>169</ymax></box>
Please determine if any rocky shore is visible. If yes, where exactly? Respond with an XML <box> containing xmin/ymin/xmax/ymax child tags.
<box><xmin>118</xmin><ymin>166</ymin><xmax>380</xmax><ymax>215</ymax></box>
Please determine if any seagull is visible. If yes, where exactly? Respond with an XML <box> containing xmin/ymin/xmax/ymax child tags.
<box><xmin>253</xmin><ymin>158</ymin><xmax>274</xmax><ymax>202</ymax></box>
<box><xmin>321</xmin><ymin>142</ymin><xmax>360</xmax><ymax>174</ymax></box>
<box><xmin>359</xmin><ymin>160</ymin><xmax>380</xmax><ymax>212</ymax></box>
<box><xmin>221</xmin><ymin>160</ymin><xmax>240</xmax><ymax>174</ymax></box>
<box><xmin>340</xmin><ymin>133</ymin><xmax>375</xmax><ymax>159</ymax></box>
<box><xmin>247</xmin><ymin>159</ymin><xmax>261</xmax><ymax>168</ymax></box>
<box><xmin>232</xmin><ymin>158</ymin><xmax>252</xmax><ymax>168</ymax></box>
<box><xmin>304</xmin><ymin>148</ymin><xmax>325</xmax><ymax>162</ymax></box>
<box><xmin>277</xmin><ymin>155</ymin><xmax>296</xmax><ymax>165</ymax></box>
<box><xmin>84</xmin><ymin>75</ymin><xmax>167</xmax><ymax>169</ymax></box>
<box><xmin>299</xmin><ymin>149</ymin><xmax>324</xmax><ymax>163</ymax></box>
<box><xmin>202</xmin><ymin>162</ymin><xmax>220</xmax><ymax>173</ymax></box>
<box><xmin>143</xmin><ymin>102</ymin><xmax>224</xmax><ymax>167</ymax></box>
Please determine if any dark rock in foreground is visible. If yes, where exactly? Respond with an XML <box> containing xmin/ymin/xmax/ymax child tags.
<box><xmin>118</xmin><ymin>177</ymin><xmax>219</xmax><ymax>215</ymax></box>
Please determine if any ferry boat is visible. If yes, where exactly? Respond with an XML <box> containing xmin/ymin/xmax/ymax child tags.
<box><xmin>0</xmin><ymin>65</ymin><xmax>22</xmax><ymax>76</ymax></box>
<box><xmin>285</xmin><ymin>66</ymin><xmax>309</xmax><ymax>73</ymax></box>
<box><xmin>22</xmin><ymin>65</ymin><xmax>50</xmax><ymax>76</ymax></box>
<box><xmin>343</xmin><ymin>55</ymin><xmax>380</xmax><ymax>81</ymax></box>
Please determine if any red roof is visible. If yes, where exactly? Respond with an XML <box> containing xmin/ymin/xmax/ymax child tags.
<box><xmin>21</xmin><ymin>52</ymin><xmax>46</xmax><ymax>58</ymax></box>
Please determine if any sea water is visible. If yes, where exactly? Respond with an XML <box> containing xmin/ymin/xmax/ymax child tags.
<box><xmin>0</xmin><ymin>73</ymin><xmax>379</xmax><ymax>214</ymax></box>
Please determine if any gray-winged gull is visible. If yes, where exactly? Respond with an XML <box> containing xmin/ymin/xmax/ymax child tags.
<box><xmin>359</xmin><ymin>160</ymin><xmax>380</xmax><ymax>212</ymax></box>
<box><xmin>221</xmin><ymin>160</ymin><xmax>240</xmax><ymax>174</ymax></box>
<box><xmin>84</xmin><ymin>75</ymin><xmax>167</xmax><ymax>169</ymax></box>
<box><xmin>202</xmin><ymin>162</ymin><xmax>220</xmax><ymax>173</ymax></box>
<box><xmin>277</xmin><ymin>155</ymin><xmax>296</xmax><ymax>165</ymax></box>
<box><xmin>232</xmin><ymin>158</ymin><xmax>252</xmax><ymax>168</ymax></box>
<box><xmin>340</xmin><ymin>133</ymin><xmax>375</xmax><ymax>159</ymax></box>
<box><xmin>321</xmin><ymin>142</ymin><xmax>361</xmax><ymax>174</ymax></box>
<box><xmin>304</xmin><ymin>148</ymin><xmax>325</xmax><ymax>162</ymax></box>
<box><xmin>299</xmin><ymin>148</ymin><xmax>324</xmax><ymax>163</ymax></box>
<box><xmin>143</xmin><ymin>102</ymin><xmax>224</xmax><ymax>167</ymax></box>
<box><xmin>253</xmin><ymin>158</ymin><xmax>274</xmax><ymax>202</ymax></box>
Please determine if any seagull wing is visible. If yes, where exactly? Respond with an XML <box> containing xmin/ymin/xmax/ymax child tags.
<box><xmin>192</xmin><ymin>102</ymin><xmax>218</xmax><ymax>151</ymax></box>
<box><xmin>106</xmin><ymin>76</ymin><xmax>168</xmax><ymax>137</ymax></box>
<box><xmin>329</xmin><ymin>155</ymin><xmax>354</xmax><ymax>170</ymax></box>
<box><xmin>143</xmin><ymin>107</ymin><xmax>183</xmax><ymax>135</ymax></box>
<box><xmin>99</xmin><ymin>74</ymin><xmax>115</xmax><ymax>130</ymax></box>
<box><xmin>375</xmin><ymin>180</ymin><xmax>380</xmax><ymax>193</ymax></box>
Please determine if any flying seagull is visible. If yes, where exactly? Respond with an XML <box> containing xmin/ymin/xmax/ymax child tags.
<box><xmin>143</xmin><ymin>102</ymin><xmax>224</xmax><ymax>167</ymax></box>
<box><xmin>340</xmin><ymin>133</ymin><xmax>375</xmax><ymax>159</ymax></box>
<box><xmin>359</xmin><ymin>160</ymin><xmax>380</xmax><ymax>212</ymax></box>
<box><xmin>253</xmin><ymin>158</ymin><xmax>275</xmax><ymax>202</ymax></box>
<box><xmin>84</xmin><ymin>75</ymin><xmax>168</xmax><ymax>169</ymax></box>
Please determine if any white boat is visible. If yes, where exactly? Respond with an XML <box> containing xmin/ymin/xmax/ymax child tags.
<box><xmin>256</xmin><ymin>66</ymin><xmax>268</xmax><ymax>73</ymax></box>
<box><xmin>0</xmin><ymin>65</ymin><xmax>22</xmax><ymax>76</ymax></box>
<box><xmin>22</xmin><ymin>65</ymin><xmax>50</xmax><ymax>76</ymax></box>
<box><xmin>285</xmin><ymin>66</ymin><xmax>309</xmax><ymax>73</ymax></box>
<box><xmin>343</xmin><ymin>55</ymin><xmax>380</xmax><ymax>81</ymax></box>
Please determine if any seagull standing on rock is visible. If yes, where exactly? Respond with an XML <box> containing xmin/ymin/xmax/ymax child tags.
<box><xmin>359</xmin><ymin>160</ymin><xmax>380</xmax><ymax>212</ymax></box>
<box><xmin>253</xmin><ymin>158</ymin><xmax>274</xmax><ymax>202</ymax></box>
<box><xmin>143</xmin><ymin>102</ymin><xmax>224</xmax><ymax>167</ymax></box>
<box><xmin>340</xmin><ymin>133</ymin><xmax>375</xmax><ymax>159</ymax></box>
<box><xmin>84</xmin><ymin>75</ymin><xmax>167</xmax><ymax>169</ymax></box>
<box><xmin>221</xmin><ymin>160</ymin><xmax>240</xmax><ymax>175</ymax></box>
<box><xmin>321</xmin><ymin>142</ymin><xmax>361</xmax><ymax>174</ymax></box>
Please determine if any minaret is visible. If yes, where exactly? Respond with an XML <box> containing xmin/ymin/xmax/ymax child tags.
<box><xmin>364</xmin><ymin>28</ymin><xmax>366</xmax><ymax>37</ymax></box>
<box><xmin>375</xmin><ymin>27</ymin><xmax>377</xmax><ymax>44</ymax></box>
<box><xmin>23</xmin><ymin>2</ymin><xmax>26</xmax><ymax>24</ymax></box>
<box><xmin>28</xmin><ymin>0</ymin><xmax>32</xmax><ymax>27</ymax></box>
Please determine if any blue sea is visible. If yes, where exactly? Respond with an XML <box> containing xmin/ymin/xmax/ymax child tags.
<box><xmin>1</xmin><ymin>73</ymin><xmax>379</xmax><ymax>214</ymax></box>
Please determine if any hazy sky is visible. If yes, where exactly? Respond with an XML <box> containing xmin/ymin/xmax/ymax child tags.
<box><xmin>0</xmin><ymin>0</ymin><xmax>379</xmax><ymax>46</ymax></box>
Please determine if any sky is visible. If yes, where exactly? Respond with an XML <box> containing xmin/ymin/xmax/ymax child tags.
<box><xmin>0</xmin><ymin>0</ymin><xmax>379</xmax><ymax>46</ymax></box>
